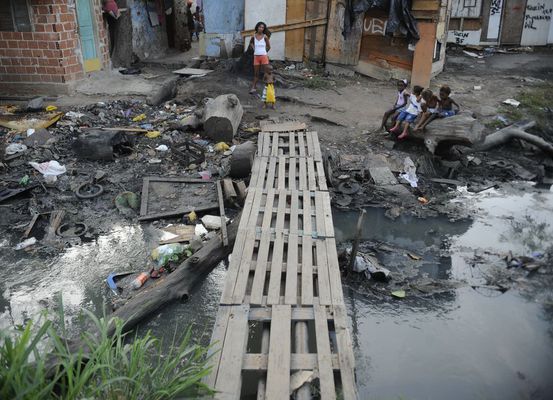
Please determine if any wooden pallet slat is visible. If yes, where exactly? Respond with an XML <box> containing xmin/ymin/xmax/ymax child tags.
<box><xmin>314</xmin><ymin>305</ymin><xmax>337</xmax><ymax>400</ymax></box>
<box><xmin>334</xmin><ymin>305</ymin><xmax>358</xmax><ymax>400</ymax></box>
<box><xmin>265</xmin><ymin>305</ymin><xmax>291</xmax><ymax>400</ymax></box>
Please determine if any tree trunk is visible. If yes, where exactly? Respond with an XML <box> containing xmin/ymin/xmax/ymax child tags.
<box><xmin>421</xmin><ymin>112</ymin><xmax>486</xmax><ymax>154</ymax></box>
<box><xmin>202</xmin><ymin>94</ymin><xmax>244</xmax><ymax>142</ymax></box>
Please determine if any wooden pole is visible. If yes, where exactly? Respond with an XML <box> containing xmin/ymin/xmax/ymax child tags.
<box><xmin>349</xmin><ymin>209</ymin><xmax>366</xmax><ymax>271</ymax></box>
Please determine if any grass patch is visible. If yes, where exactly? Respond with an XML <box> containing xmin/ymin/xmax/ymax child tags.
<box><xmin>0</xmin><ymin>309</ymin><xmax>213</xmax><ymax>400</ymax></box>
<box><xmin>501</xmin><ymin>84</ymin><xmax>552</xmax><ymax>130</ymax></box>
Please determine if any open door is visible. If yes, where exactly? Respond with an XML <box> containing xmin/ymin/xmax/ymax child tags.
<box><xmin>76</xmin><ymin>0</ymin><xmax>101</xmax><ymax>72</ymax></box>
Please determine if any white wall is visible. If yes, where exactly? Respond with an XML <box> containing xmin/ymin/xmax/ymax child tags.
<box><xmin>447</xmin><ymin>29</ymin><xmax>482</xmax><ymax>45</ymax></box>
<box><xmin>521</xmin><ymin>0</ymin><xmax>553</xmax><ymax>45</ymax></box>
<box><xmin>244</xmin><ymin>0</ymin><xmax>286</xmax><ymax>60</ymax></box>
<box><xmin>450</xmin><ymin>0</ymin><xmax>483</xmax><ymax>17</ymax></box>
<box><xmin>487</xmin><ymin>0</ymin><xmax>503</xmax><ymax>40</ymax></box>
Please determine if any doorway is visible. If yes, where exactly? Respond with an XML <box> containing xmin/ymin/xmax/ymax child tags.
<box><xmin>76</xmin><ymin>0</ymin><xmax>101</xmax><ymax>72</ymax></box>
<box><xmin>500</xmin><ymin>0</ymin><xmax>527</xmax><ymax>44</ymax></box>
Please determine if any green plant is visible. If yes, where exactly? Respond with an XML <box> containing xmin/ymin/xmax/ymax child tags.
<box><xmin>304</xmin><ymin>76</ymin><xmax>333</xmax><ymax>90</ymax></box>
<box><xmin>0</xmin><ymin>310</ymin><xmax>213</xmax><ymax>400</ymax></box>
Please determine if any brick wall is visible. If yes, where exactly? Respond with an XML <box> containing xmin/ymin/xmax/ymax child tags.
<box><xmin>0</xmin><ymin>0</ymin><xmax>110</xmax><ymax>91</ymax></box>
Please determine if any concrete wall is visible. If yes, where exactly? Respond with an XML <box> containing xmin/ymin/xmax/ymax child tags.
<box><xmin>128</xmin><ymin>0</ymin><xmax>168</xmax><ymax>59</ymax></box>
<box><xmin>245</xmin><ymin>0</ymin><xmax>286</xmax><ymax>60</ymax></box>
<box><xmin>521</xmin><ymin>0</ymin><xmax>553</xmax><ymax>45</ymax></box>
<box><xmin>201</xmin><ymin>0</ymin><xmax>244</xmax><ymax>57</ymax></box>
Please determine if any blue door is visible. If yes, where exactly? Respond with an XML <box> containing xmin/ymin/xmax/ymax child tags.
<box><xmin>76</xmin><ymin>0</ymin><xmax>100</xmax><ymax>71</ymax></box>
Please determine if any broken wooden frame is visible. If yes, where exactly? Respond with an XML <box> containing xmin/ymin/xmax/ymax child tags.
<box><xmin>139</xmin><ymin>177</ymin><xmax>218</xmax><ymax>221</ymax></box>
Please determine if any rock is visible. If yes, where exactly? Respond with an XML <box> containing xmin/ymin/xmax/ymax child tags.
<box><xmin>229</xmin><ymin>141</ymin><xmax>256</xmax><ymax>178</ymax></box>
<box><xmin>203</xmin><ymin>94</ymin><xmax>244</xmax><ymax>142</ymax></box>
<box><xmin>72</xmin><ymin>130</ymin><xmax>133</xmax><ymax>161</ymax></box>
<box><xmin>26</xmin><ymin>97</ymin><xmax>44</xmax><ymax>111</ymax></box>
<box><xmin>23</xmin><ymin>128</ymin><xmax>52</xmax><ymax>147</ymax></box>
<box><xmin>478</xmin><ymin>106</ymin><xmax>497</xmax><ymax>117</ymax></box>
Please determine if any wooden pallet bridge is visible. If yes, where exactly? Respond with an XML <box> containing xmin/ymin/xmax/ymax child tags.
<box><xmin>205</xmin><ymin>123</ymin><xmax>357</xmax><ymax>399</ymax></box>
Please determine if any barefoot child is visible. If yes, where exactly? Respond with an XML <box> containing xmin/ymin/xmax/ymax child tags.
<box><xmin>262</xmin><ymin>65</ymin><xmax>276</xmax><ymax>109</ymax></box>
<box><xmin>438</xmin><ymin>85</ymin><xmax>460</xmax><ymax>117</ymax></box>
<box><xmin>380</xmin><ymin>79</ymin><xmax>409</xmax><ymax>131</ymax></box>
<box><xmin>414</xmin><ymin>89</ymin><xmax>440</xmax><ymax>132</ymax></box>
<box><xmin>389</xmin><ymin>85</ymin><xmax>423</xmax><ymax>140</ymax></box>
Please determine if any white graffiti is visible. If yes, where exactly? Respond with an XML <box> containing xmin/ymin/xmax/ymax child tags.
<box><xmin>363</xmin><ymin>17</ymin><xmax>387</xmax><ymax>36</ymax></box>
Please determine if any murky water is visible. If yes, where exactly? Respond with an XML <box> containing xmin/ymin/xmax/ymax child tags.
<box><xmin>335</xmin><ymin>184</ymin><xmax>553</xmax><ymax>400</ymax></box>
<box><xmin>1</xmin><ymin>184</ymin><xmax>552</xmax><ymax>399</ymax></box>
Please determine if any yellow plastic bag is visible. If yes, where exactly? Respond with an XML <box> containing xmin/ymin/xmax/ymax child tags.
<box><xmin>145</xmin><ymin>130</ymin><xmax>160</xmax><ymax>138</ymax></box>
<box><xmin>214</xmin><ymin>142</ymin><xmax>230</xmax><ymax>152</ymax></box>
<box><xmin>45</xmin><ymin>105</ymin><xmax>58</xmax><ymax>111</ymax></box>
<box><xmin>132</xmin><ymin>113</ymin><xmax>146</xmax><ymax>122</ymax></box>
<box><xmin>266</xmin><ymin>83</ymin><xmax>275</xmax><ymax>104</ymax></box>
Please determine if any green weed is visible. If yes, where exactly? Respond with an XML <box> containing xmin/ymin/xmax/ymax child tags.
<box><xmin>0</xmin><ymin>310</ymin><xmax>213</xmax><ymax>400</ymax></box>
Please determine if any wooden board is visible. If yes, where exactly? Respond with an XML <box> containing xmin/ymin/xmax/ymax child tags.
<box><xmin>325</xmin><ymin>0</ymin><xmax>363</xmax><ymax>65</ymax></box>
<box><xmin>261</xmin><ymin>121</ymin><xmax>307</xmax><ymax>132</ymax></box>
<box><xmin>250</xmin><ymin>157</ymin><xmax>327</xmax><ymax>191</ymax></box>
<box><xmin>257</xmin><ymin>131</ymin><xmax>322</xmax><ymax>161</ymax></box>
<box><xmin>172</xmin><ymin>67</ymin><xmax>213</xmax><ymax>75</ymax></box>
<box><xmin>285</xmin><ymin>0</ymin><xmax>306</xmax><ymax>61</ymax></box>
<box><xmin>266</xmin><ymin>305</ymin><xmax>291</xmax><ymax>399</ymax></box>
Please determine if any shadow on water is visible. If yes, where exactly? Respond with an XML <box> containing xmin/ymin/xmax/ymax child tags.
<box><xmin>334</xmin><ymin>186</ymin><xmax>553</xmax><ymax>400</ymax></box>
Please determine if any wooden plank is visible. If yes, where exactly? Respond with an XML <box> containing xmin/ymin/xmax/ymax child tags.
<box><xmin>262</xmin><ymin>121</ymin><xmax>307</xmax><ymax>133</ymax></box>
<box><xmin>220</xmin><ymin>229</ymin><xmax>249</xmax><ymax>303</ymax></box>
<box><xmin>217</xmin><ymin>180</ymin><xmax>229</xmax><ymax>247</ymax></box>
<box><xmin>285</xmin><ymin>0</ymin><xmax>306</xmax><ymax>62</ymax></box>
<box><xmin>271</xmin><ymin>132</ymin><xmax>279</xmax><ymax>157</ymax></box>
<box><xmin>325</xmin><ymin>0</ymin><xmax>363</xmax><ymax>65</ymax></box>
<box><xmin>250</xmin><ymin>231</ymin><xmax>272</xmax><ymax>305</ymax></box>
<box><xmin>222</xmin><ymin>178</ymin><xmax>237</xmax><ymax>201</ymax></box>
<box><xmin>316</xmin><ymin>240</ymin><xmax>332</xmax><ymax>305</ymax></box>
<box><xmin>278</xmin><ymin>156</ymin><xmax>286</xmax><ymax>189</ymax></box>
<box><xmin>263</xmin><ymin>133</ymin><xmax>271</xmax><ymax>156</ymax></box>
<box><xmin>314</xmin><ymin>191</ymin><xmax>326</xmax><ymax>237</ymax></box>
<box><xmin>306</xmin><ymin>131</ymin><xmax>315</xmax><ymax>157</ymax></box>
<box><xmin>289</xmin><ymin>132</ymin><xmax>296</xmax><ymax>157</ymax></box>
<box><xmin>256</xmin><ymin>157</ymin><xmax>269</xmax><ymax>189</ymax></box>
<box><xmin>314</xmin><ymin>305</ymin><xmax>337</xmax><ymax>400</ymax></box>
<box><xmin>172</xmin><ymin>67</ymin><xmax>213</xmax><ymax>75</ymax></box>
<box><xmin>267</xmin><ymin>190</ymin><xmax>286</xmax><ymax>304</ymax></box>
<box><xmin>298</xmin><ymin>157</ymin><xmax>307</xmax><ymax>190</ymax></box>
<box><xmin>139</xmin><ymin>177</ymin><xmax>150</xmax><ymax>216</ymax></box>
<box><xmin>243</xmin><ymin>353</ymin><xmax>340</xmax><ymax>370</ymax></box>
<box><xmin>307</xmin><ymin>157</ymin><xmax>317</xmax><ymax>191</ymax></box>
<box><xmin>412</xmin><ymin>0</ymin><xmax>440</xmax><ymax>10</ymax></box>
<box><xmin>333</xmin><ymin>305</ymin><xmax>358</xmax><ymax>400</ymax></box>
<box><xmin>203</xmin><ymin>306</ymin><xmax>232</xmax><ymax>388</ymax></box>
<box><xmin>315</xmin><ymin>161</ymin><xmax>328</xmax><ymax>191</ymax></box>
<box><xmin>258</xmin><ymin>131</ymin><xmax>264</xmax><ymax>154</ymax></box>
<box><xmin>311</xmin><ymin>131</ymin><xmax>323</xmax><ymax>160</ymax></box>
<box><xmin>289</xmin><ymin>157</ymin><xmax>297</xmax><ymax>190</ymax></box>
<box><xmin>214</xmin><ymin>305</ymin><xmax>250</xmax><ymax>399</ymax></box>
<box><xmin>249</xmin><ymin>306</ymin><xmax>315</xmax><ymax>321</ymax></box>
<box><xmin>266</xmin><ymin>305</ymin><xmax>291</xmax><ymax>400</ymax></box>
<box><xmin>138</xmin><ymin>203</ymin><xmax>218</xmax><ymax>222</ymax></box>
<box><xmin>301</xmin><ymin>189</ymin><xmax>313</xmax><ymax>305</ymax></box>
<box><xmin>297</xmin><ymin>131</ymin><xmax>306</xmax><ymax>156</ymax></box>
<box><xmin>285</xmin><ymin>195</ymin><xmax>300</xmax><ymax>304</ymax></box>
<box><xmin>321</xmin><ymin>191</ymin><xmax>335</xmax><ymax>238</ymax></box>
<box><xmin>242</xmin><ymin>18</ymin><xmax>327</xmax><ymax>37</ymax></box>
<box><xmin>326</xmin><ymin>238</ymin><xmax>345</xmax><ymax>305</ymax></box>
<box><xmin>232</xmin><ymin>212</ymin><xmax>262</xmax><ymax>303</ymax></box>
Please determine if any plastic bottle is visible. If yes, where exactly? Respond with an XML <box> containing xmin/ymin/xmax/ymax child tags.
<box><xmin>131</xmin><ymin>272</ymin><xmax>149</xmax><ymax>290</ymax></box>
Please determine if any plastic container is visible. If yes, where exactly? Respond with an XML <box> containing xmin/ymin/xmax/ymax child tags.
<box><xmin>131</xmin><ymin>272</ymin><xmax>149</xmax><ymax>290</ymax></box>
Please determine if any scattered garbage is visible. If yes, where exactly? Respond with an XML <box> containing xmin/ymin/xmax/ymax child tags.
<box><xmin>352</xmin><ymin>254</ymin><xmax>391</xmax><ymax>281</ymax></box>
<box><xmin>14</xmin><ymin>237</ymin><xmax>37</xmax><ymax>250</ymax></box>
<box><xmin>195</xmin><ymin>223</ymin><xmax>208</xmax><ymax>237</ymax></box>
<box><xmin>45</xmin><ymin>105</ymin><xmax>58</xmax><ymax>112</ymax></box>
<box><xmin>115</xmin><ymin>192</ymin><xmax>140</xmax><ymax>216</ymax></box>
<box><xmin>65</xmin><ymin>111</ymin><xmax>85</xmax><ymax>119</ymax></box>
<box><xmin>56</xmin><ymin>222</ymin><xmax>88</xmax><ymax>238</ymax></box>
<box><xmin>132</xmin><ymin>113</ymin><xmax>147</xmax><ymax>122</ymax></box>
<box><xmin>214</xmin><ymin>142</ymin><xmax>230</xmax><ymax>152</ymax></box>
<box><xmin>106</xmin><ymin>272</ymin><xmax>133</xmax><ymax>295</ymax></box>
<box><xmin>5</xmin><ymin>143</ymin><xmax>27</xmax><ymax>155</ymax></box>
<box><xmin>29</xmin><ymin>160</ymin><xmax>66</xmax><ymax>182</ymax></box>
<box><xmin>503</xmin><ymin>99</ymin><xmax>520</xmax><ymax>107</ymax></box>
<box><xmin>155</xmin><ymin>144</ymin><xmax>169</xmax><ymax>152</ymax></box>
<box><xmin>145</xmin><ymin>130</ymin><xmax>161</xmax><ymax>139</ymax></box>
<box><xmin>26</xmin><ymin>97</ymin><xmax>44</xmax><ymax>112</ymax></box>
<box><xmin>391</xmin><ymin>290</ymin><xmax>406</xmax><ymax>299</ymax></box>
<box><xmin>188</xmin><ymin>210</ymin><xmax>198</xmax><ymax>223</ymax></box>
<box><xmin>151</xmin><ymin>244</ymin><xmax>190</xmax><ymax>267</ymax></box>
<box><xmin>417</xmin><ymin>197</ymin><xmax>429</xmax><ymax>204</ymax></box>
<box><xmin>199</xmin><ymin>170</ymin><xmax>212</xmax><ymax>180</ymax></box>
<box><xmin>27</xmin><ymin>128</ymin><xmax>35</xmax><ymax>136</ymax></box>
<box><xmin>75</xmin><ymin>182</ymin><xmax>104</xmax><ymax>199</ymax></box>
<box><xmin>131</xmin><ymin>272</ymin><xmax>150</xmax><ymax>290</ymax></box>
<box><xmin>201</xmin><ymin>215</ymin><xmax>229</xmax><ymax>230</ymax></box>
<box><xmin>399</xmin><ymin>157</ymin><xmax>418</xmax><ymax>188</ymax></box>
<box><xmin>19</xmin><ymin>175</ymin><xmax>30</xmax><ymax>186</ymax></box>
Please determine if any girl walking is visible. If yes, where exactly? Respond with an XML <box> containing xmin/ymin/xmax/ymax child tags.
<box><xmin>249</xmin><ymin>21</ymin><xmax>271</xmax><ymax>93</ymax></box>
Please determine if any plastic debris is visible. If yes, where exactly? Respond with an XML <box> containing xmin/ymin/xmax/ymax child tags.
<box><xmin>199</xmin><ymin>170</ymin><xmax>212</xmax><ymax>180</ymax></box>
<box><xmin>26</xmin><ymin>128</ymin><xmax>35</xmax><ymax>137</ymax></box>
<box><xmin>151</xmin><ymin>243</ymin><xmax>189</xmax><ymax>267</ymax></box>
<box><xmin>5</xmin><ymin>143</ymin><xmax>28</xmax><ymax>155</ymax></box>
<box><xmin>14</xmin><ymin>237</ymin><xmax>37</xmax><ymax>250</ymax></box>
<box><xmin>155</xmin><ymin>144</ymin><xmax>169</xmax><ymax>152</ymax></box>
<box><xmin>65</xmin><ymin>111</ymin><xmax>85</xmax><ymax>119</ymax></box>
<box><xmin>131</xmin><ymin>272</ymin><xmax>149</xmax><ymax>289</ymax></box>
<box><xmin>115</xmin><ymin>191</ymin><xmax>140</xmax><ymax>216</ymax></box>
<box><xmin>45</xmin><ymin>105</ymin><xmax>58</xmax><ymax>111</ymax></box>
<box><xmin>29</xmin><ymin>160</ymin><xmax>66</xmax><ymax>182</ymax></box>
<box><xmin>201</xmin><ymin>215</ymin><xmax>229</xmax><ymax>230</ymax></box>
<box><xmin>187</xmin><ymin>210</ymin><xmax>197</xmax><ymax>223</ymax></box>
<box><xmin>19</xmin><ymin>175</ymin><xmax>30</xmax><ymax>186</ymax></box>
<box><xmin>145</xmin><ymin>130</ymin><xmax>161</xmax><ymax>138</ymax></box>
<box><xmin>391</xmin><ymin>290</ymin><xmax>406</xmax><ymax>298</ymax></box>
<box><xmin>148</xmin><ymin>158</ymin><xmax>162</xmax><ymax>164</ymax></box>
<box><xmin>195</xmin><ymin>223</ymin><xmax>208</xmax><ymax>237</ymax></box>
<box><xmin>132</xmin><ymin>113</ymin><xmax>147</xmax><ymax>122</ymax></box>
<box><xmin>503</xmin><ymin>99</ymin><xmax>520</xmax><ymax>107</ymax></box>
<box><xmin>214</xmin><ymin>142</ymin><xmax>230</xmax><ymax>152</ymax></box>
<box><xmin>418</xmin><ymin>197</ymin><xmax>429</xmax><ymax>204</ymax></box>
<box><xmin>399</xmin><ymin>157</ymin><xmax>418</xmax><ymax>188</ymax></box>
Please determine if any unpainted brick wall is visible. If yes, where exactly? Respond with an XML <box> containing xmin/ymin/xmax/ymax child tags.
<box><xmin>0</xmin><ymin>0</ymin><xmax>110</xmax><ymax>86</ymax></box>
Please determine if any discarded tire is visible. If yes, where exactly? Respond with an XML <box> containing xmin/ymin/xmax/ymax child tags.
<box><xmin>75</xmin><ymin>183</ymin><xmax>104</xmax><ymax>199</ymax></box>
<box><xmin>56</xmin><ymin>222</ymin><xmax>88</xmax><ymax>238</ymax></box>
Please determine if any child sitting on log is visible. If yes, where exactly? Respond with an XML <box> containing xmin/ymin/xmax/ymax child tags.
<box><xmin>437</xmin><ymin>85</ymin><xmax>460</xmax><ymax>118</ymax></box>
<box><xmin>414</xmin><ymin>89</ymin><xmax>440</xmax><ymax>132</ymax></box>
<box><xmin>389</xmin><ymin>85</ymin><xmax>424</xmax><ymax>140</ymax></box>
<box><xmin>379</xmin><ymin>79</ymin><xmax>409</xmax><ymax>132</ymax></box>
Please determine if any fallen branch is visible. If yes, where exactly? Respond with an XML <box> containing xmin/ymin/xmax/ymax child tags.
<box><xmin>473</xmin><ymin>121</ymin><xmax>553</xmax><ymax>156</ymax></box>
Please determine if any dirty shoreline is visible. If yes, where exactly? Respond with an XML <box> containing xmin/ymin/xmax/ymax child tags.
<box><xmin>1</xmin><ymin>48</ymin><xmax>553</xmax><ymax>399</ymax></box>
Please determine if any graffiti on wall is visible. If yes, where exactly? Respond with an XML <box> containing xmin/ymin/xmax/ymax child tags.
<box><xmin>363</xmin><ymin>17</ymin><xmax>387</xmax><ymax>36</ymax></box>
<box><xmin>524</xmin><ymin>2</ymin><xmax>552</xmax><ymax>30</ymax></box>
<box><xmin>490</xmin><ymin>0</ymin><xmax>502</xmax><ymax>15</ymax></box>
<box><xmin>446</xmin><ymin>29</ymin><xmax>482</xmax><ymax>45</ymax></box>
